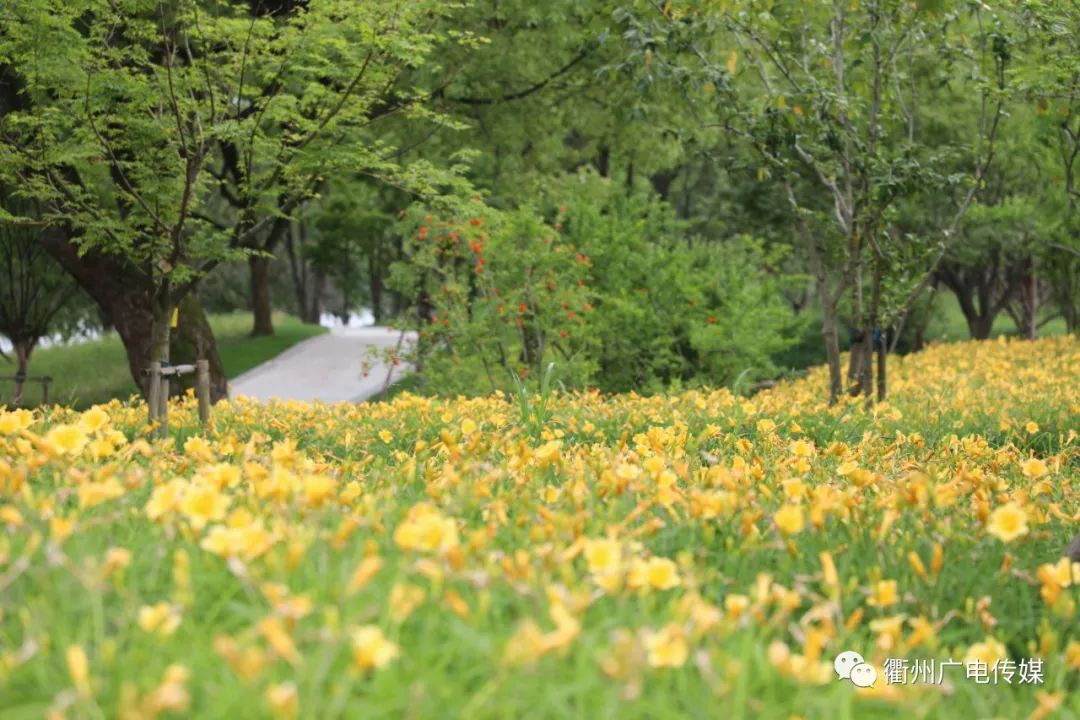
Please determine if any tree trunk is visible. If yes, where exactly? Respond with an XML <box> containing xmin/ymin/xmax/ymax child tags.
<box><xmin>170</xmin><ymin>294</ymin><xmax>228</xmax><ymax>401</ymax></box>
<box><xmin>860</xmin><ymin>329</ymin><xmax>874</xmax><ymax>400</ymax></box>
<box><xmin>286</xmin><ymin>218</ymin><xmax>323</xmax><ymax>324</ymax></box>
<box><xmin>863</xmin><ymin>256</ymin><xmax>883</xmax><ymax>403</ymax></box>
<box><xmin>847</xmin><ymin>329</ymin><xmax>864</xmax><ymax>396</ymax></box>
<box><xmin>308</xmin><ymin>268</ymin><xmax>325</xmax><ymax>324</ymax></box>
<box><xmin>821</xmin><ymin>294</ymin><xmax>843</xmax><ymax>404</ymax></box>
<box><xmin>913</xmin><ymin>283</ymin><xmax>938</xmax><ymax>352</ymax></box>
<box><xmin>1019</xmin><ymin>257</ymin><xmax>1037</xmax><ymax>340</ymax></box>
<box><xmin>967</xmin><ymin>312</ymin><xmax>995</xmax><ymax>341</ymax></box>
<box><xmin>249</xmin><ymin>254</ymin><xmax>274</xmax><ymax>336</ymax></box>
<box><xmin>955</xmin><ymin>291</ymin><xmax>990</xmax><ymax>339</ymax></box>
<box><xmin>38</xmin><ymin>226</ymin><xmax>228</xmax><ymax>403</ymax></box>
<box><xmin>369</xmin><ymin>252</ymin><xmax>383</xmax><ymax>325</ymax></box>
<box><xmin>150</xmin><ymin>295</ymin><xmax>172</xmax><ymax>366</ymax></box>
<box><xmin>876</xmin><ymin>334</ymin><xmax>886</xmax><ymax>402</ymax></box>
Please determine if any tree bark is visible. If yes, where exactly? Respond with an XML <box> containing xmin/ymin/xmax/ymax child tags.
<box><xmin>910</xmin><ymin>283</ymin><xmax>938</xmax><ymax>353</ymax></box>
<box><xmin>170</xmin><ymin>293</ymin><xmax>228</xmax><ymax>401</ymax></box>
<box><xmin>864</xmin><ymin>254</ymin><xmax>883</xmax><ymax>402</ymax></box>
<box><xmin>308</xmin><ymin>268</ymin><xmax>325</xmax><ymax>324</ymax></box>
<box><xmin>369</xmin><ymin>251</ymin><xmax>384</xmax><ymax>325</ymax></box>
<box><xmin>820</xmin><ymin>292</ymin><xmax>843</xmax><ymax>404</ymax></box>
<box><xmin>876</xmin><ymin>334</ymin><xmax>886</xmax><ymax>402</ymax></box>
<box><xmin>968</xmin><ymin>314</ymin><xmax>995</xmax><ymax>341</ymax></box>
<box><xmin>249</xmin><ymin>254</ymin><xmax>274</xmax><ymax>336</ymax></box>
<box><xmin>847</xmin><ymin>329</ymin><xmax>864</xmax><ymax>395</ymax></box>
<box><xmin>1019</xmin><ymin>256</ymin><xmax>1038</xmax><ymax>340</ymax></box>
<box><xmin>285</xmin><ymin>218</ymin><xmax>323</xmax><ymax>324</ymax></box>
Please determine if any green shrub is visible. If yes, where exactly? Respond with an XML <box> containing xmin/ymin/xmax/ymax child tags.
<box><xmin>545</xmin><ymin>172</ymin><xmax>804</xmax><ymax>392</ymax></box>
<box><xmin>389</xmin><ymin>175</ymin><xmax>804</xmax><ymax>395</ymax></box>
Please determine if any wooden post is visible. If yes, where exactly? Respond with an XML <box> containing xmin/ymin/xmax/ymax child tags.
<box><xmin>196</xmin><ymin>359</ymin><xmax>210</xmax><ymax>426</ymax></box>
<box><xmin>159</xmin><ymin>376</ymin><xmax>170</xmax><ymax>438</ymax></box>
<box><xmin>41</xmin><ymin>377</ymin><xmax>50</xmax><ymax>405</ymax></box>
<box><xmin>147</xmin><ymin>361</ymin><xmax>162</xmax><ymax>429</ymax></box>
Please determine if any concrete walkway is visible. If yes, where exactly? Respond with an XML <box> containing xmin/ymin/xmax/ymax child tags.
<box><xmin>229</xmin><ymin>326</ymin><xmax>415</xmax><ymax>403</ymax></box>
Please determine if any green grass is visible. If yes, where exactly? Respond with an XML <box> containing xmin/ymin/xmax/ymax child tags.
<box><xmin>0</xmin><ymin>311</ymin><xmax>326</xmax><ymax>409</ymax></box>
<box><xmin>922</xmin><ymin>291</ymin><xmax>1070</xmax><ymax>344</ymax></box>
<box><xmin>772</xmin><ymin>290</ymin><xmax>1071</xmax><ymax>374</ymax></box>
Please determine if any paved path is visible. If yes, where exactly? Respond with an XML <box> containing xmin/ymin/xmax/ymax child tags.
<box><xmin>229</xmin><ymin>326</ymin><xmax>415</xmax><ymax>403</ymax></box>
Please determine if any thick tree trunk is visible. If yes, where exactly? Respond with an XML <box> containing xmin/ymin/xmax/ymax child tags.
<box><xmin>38</xmin><ymin>226</ymin><xmax>228</xmax><ymax>403</ymax></box>
<box><xmin>938</xmin><ymin>263</ymin><xmax>1011</xmax><ymax>341</ymax></box>
<box><xmin>955</xmin><ymin>290</ymin><xmax>994</xmax><ymax>339</ymax></box>
<box><xmin>170</xmin><ymin>294</ymin><xmax>228</xmax><ymax>401</ymax></box>
<box><xmin>150</xmin><ymin>295</ymin><xmax>172</xmax><ymax>366</ymax></box>
<box><xmin>249</xmin><ymin>254</ymin><xmax>274</xmax><ymax>336</ymax></box>
<box><xmin>967</xmin><ymin>313</ymin><xmax>995</xmax><ymax>341</ymax></box>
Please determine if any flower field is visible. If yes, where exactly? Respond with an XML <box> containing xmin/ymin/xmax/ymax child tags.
<box><xmin>1</xmin><ymin>336</ymin><xmax>1078</xmax><ymax>719</ymax></box>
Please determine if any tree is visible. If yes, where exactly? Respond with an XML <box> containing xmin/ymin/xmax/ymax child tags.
<box><xmin>1015</xmin><ymin>0</ymin><xmax>1080</xmax><ymax>335</ymax></box>
<box><xmin>612</xmin><ymin>0</ymin><xmax>1008</xmax><ymax>403</ymax></box>
<box><xmin>0</xmin><ymin>196</ymin><xmax>89</xmax><ymax>404</ymax></box>
<box><xmin>936</xmin><ymin>200</ymin><xmax>1035</xmax><ymax>339</ymax></box>
<box><xmin>0</xmin><ymin>0</ymin><xmax>472</xmax><ymax>400</ymax></box>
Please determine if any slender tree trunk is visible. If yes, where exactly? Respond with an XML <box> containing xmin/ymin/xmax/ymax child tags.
<box><xmin>848</xmin><ymin>238</ymin><xmax>866</xmax><ymax>397</ymax></box>
<box><xmin>285</xmin><ymin>218</ymin><xmax>324</xmax><ymax>324</ymax></box>
<box><xmin>308</xmin><ymin>268</ymin><xmax>325</xmax><ymax>324</ymax></box>
<box><xmin>876</xmin><ymin>334</ymin><xmax>886</xmax><ymax>402</ymax></box>
<box><xmin>913</xmin><ymin>283</ymin><xmax>938</xmax><ymax>352</ymax></box>
<box><xmin>285</xmin><ymin>220</ymin><xmax>307</xmax><ymax>321</ymax></box>
<box><xmin>1020</xmin><ymin>256</ymin><xmax>1037</xmax><ymax>340</ymax></box>
<box><xmin>847</xmin><ymin>330</ymin><xmax>864</xmax><ymax>395</ymax></box>
<box><xmin>249</xmin><ymin>254</ymin><xmax>274</xmax><ymax>336</ymax></box>
<box><xmin>369</xmin><ymin>252</ymin><xmax>384</xmax><ymax>325</ymax></box>
<box><xmin>863</xmin><ymin>254</ymin><xmax>883</xmax><ymax>402</ymax></box>
<box><xmin>821</xmin><ymin>295</ymin><xmax>843</xmax><ymax>405</ymax></box>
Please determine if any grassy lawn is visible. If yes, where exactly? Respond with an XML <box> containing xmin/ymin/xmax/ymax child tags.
<box><xmin>923</xmin><ymin>291</ymin><xmax>1069</xmax><ymax>343</ymax></box>
<box><xmin>0</xmin><ymin>312</ymin><xmax>326</xmax><ymax>409</ymax></box>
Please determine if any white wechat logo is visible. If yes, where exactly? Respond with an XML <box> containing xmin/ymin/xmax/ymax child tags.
<box><xmin>834</xmin><ymin>650</ymin><xmax>877</xmax><ymax>688</ymax></box>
